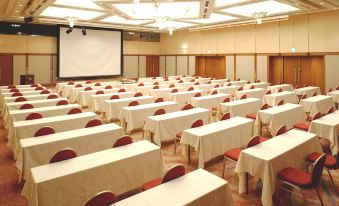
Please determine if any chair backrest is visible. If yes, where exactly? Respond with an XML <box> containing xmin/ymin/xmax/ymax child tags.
<box><xmin>94</xmin><ymin>82</ymin><xmax>101</xmax><ymax>86</ymax></box>
<box><xmin>261</xmin><ymin>104</ymin><xmax>269</xmax><ymax>110</ymax></box>
<box><xmin>8</xmin><ymin>85</ymin><xmax>16</xmax><ymax>89</ymax></box>
<box><xmin>164</xmin><ymin>78</ymin><xmax>169</xmax><ymax>81</ymax></box>
<box><xmin>223</xmin><ymin>97</ymin><xmax>230</xmax><ymax>103</ymax></box>
<box><xmin>35</xmin><ymin>87</ymin><xmax>44</xmax><ymax>91</ymax></box>
<box><xmin>85</xmin><ymin>80</ymin><xmax>92</xmax><ymax>84</ymax></box>
<box><xmin>49</xmin><ymin>148</ymin><xmax>77</xmax><ymax>163</ymax></box>
<box><xmin>182</xmin><ymin>104</ymin><xmax>193</xmax><ymax>110</ymax></box>
<box><xmin>169</xmin><ymin>84</ymin><xmax>175</xmax><ymax>88</ymax></box>
<box><xmin>327</xmin><ymin>107</ymin><xmax>336</xmax><ymax>114</ymax></box>
<box><xmin>153</xmin><ymin>85</ymin><xmax>159</xmax><ymax>89</ymax></box>
<box><xmin>190</xmin><ymin>79</ymin><xmax>195</xmax><ymax>82</ymax></box>
<box><xmin>236</xmin><ymin>78</ymin><xmax>241</xmax><ymax>81</ymax></box>
<box><xmin>304</xmin><ymin>84</ymin><xmax>308</xmax><ymax>87</ymax></box>
<box><xmin>328</xmin><ymin>88</ymin><xmax>333</xmax><ymax>93</ymax></box>
<box><xmin>110</xmin><ymin>95</ymin><xmax>119</xmax><ymax>100</ymax></box>
<box><xmin>187</xmin><ymin>87</ymin><xmax>194</xmax><ymax>91</ymax></box>
<box><xmin>312</xmin><ymin>92</ymin><xmax>317</xmax><ymax>97</ymax></box>
<box><xmin>247</xmin><ymin>81</ymin><xmax>251</xmax><ymax>84</ymax></box>
<box><xmin>211</xmin><ymin>90</ymin><xmax>218</xmax><ymax>95</ymax></box>
<box><xmin>277</xmin><ymin>88</ymin><xmax>283</xmax><ymax>93</ymax></box>
<box><xmin>68</xmin><ymin>108</ymin><xmax>82</xmax><ymax>115</ymax></box>
<box><xmin>10</xmin><ymin>88</ymin><xmax>19</xmax><ymax>92</ymax></box>
<box><xmin>194</xmin><ymin>92</ymin><xmax>201</xmax><ymax>97</ymax></box>
<box><xmin>113</xmin><ymin>136</ymin><xmax>133</xmax><ymax>148</ymax></box>
<box><xmin>12</xmin><ymin>92</ymin><xmax>22</xmax><ymax>97</ymax></box>
<box><xmin>47</xmin><ymin>94</ymin><xmax>58</xmax><ymax>99</ymax></box>
<box><xmin>85</xmin><ymin>119</ymin><xmax>102</xmax><ymax>128</ymax></box>
<box><xmin>154</xmin><ymin>97</ymin><xmax>164</xmax><ymax>103</ymax></box>
<box><xmin>95</xmin><ymin>90</ymin><xmax>104</xmax><ymax>95</ymax></box>
<box><xmin>191</xmin><ymin>119</ymin><xmax>203</xmax><ymax>128</ymax></box>
<box><xmin>246</xmin><ymin>135</ymin><xmax>261</xmax><ymax>148</ymax></box>
<box><xmin>276</xmin><ymin>125</ymin><xmax>287</xmax><ymax>136</ymax></box>
<box><xmin>266</xmin><ymin>90</ymin><xmax>271</xmax><ymax>95</ymax></box>
<box><xmin>207</xmin><ymin>81</ymin><xmax>211</xmax><ymax>84</ymax></box>
<box><xmin>153</xmin><ymin>82</ymin><xmax>159</xmax><ymax>85</ymax></box>
<box><xmin>171</xmin><ymin>89</ymin><xmax>178</xmax><ymax>93</ymax></box>
<box><xmin>56</xmin><ymin>100</ymin><xmax>68</xmax><ymax>106</ymax></box>
<box><xmin>67</xmin><ymin>81</ymin><xmax>74</xmax><ymax>85</ymax></box>
<box><xmin>226</xmin><ymin>83</ymin><xmax>231</xmax><ymax>86</ymax></box>
<box><xmin>295</xmin><ymin>85</ymin><xmax>301</xmax><ymax>89</ymax></box>
<box><xmin>240</xmin><ymin>95</ymin><xmax>247</xmax><ymax>100</ymax></box>
<box><xmin>311</xmin><ymin>154</ymin><xmax>326</xmax><ymax>187</ymax></box>
<box><xmin>256</xmin><ymin>80</ymin><xmax>261</xmax><ymax>83</ymax></box>
<box><xmin>277</xmin><ymin>82</ymin><xmax>282</xmax><ymax>85</ymax></box>
<box><xmin>277</xmin><ymin>99</ymin><xmax>285</xmax><ymax>106</ymax></box>
<box><xmin>220</xmin><ymin>113</ymin><xmax>231</xmax><ymax>121</ymax></box>
<box><xmin>312</xmin><ymin>112</ymin><xmax>322</xmax><ymax>120</ymax></box>
<box><xmin>194</xmin><ymin>82</ymin><xmax>200</xmax><ymax>85</ymax></box>
<box><xmin>161</xmin><ymin>164</ymin><xmax>185</xmax><ymax>184</ymax></box>
<box><xmin>118</xmin><ymin>88</ymin><xmax>126</xmax><ymax>93</ymax></box>
<box><xmin>300</xmin><ymin>94</ymin><xmax>307</xmax><ymax>100</ymax></box>
<box><xmin>20</xmin><ymin>104</ymin><xmax>34</xmax><ymax>110</ymax></box>
<box><xmin>176</xmin><ymin>77</ymin><xmax>181</xmax><ymax>80</ymax></box>
<box><xmin>84</xmin><ymin>87</ymin><xmax>92</xmax><ymax>91</ymax></box>
<box><xmin>15</xmin><ymin>97</ymin><xmax>27</xmax><ymax>102</ymax></box>
<box><xmin>214</xmin><ymin>84</ymin><xmax>220</xmax><ymax>88</ymax></box>
<box><xmin>152</xmin><ymin>77</ymin><xmax>157</xmax><ymax>80</ymax></box>
<box><xmin>75</xmin><ymin>84</ymin><xmax>83</xmax><ymax>88</ymax></box>
<box><xmin>134</xmin><ymin>92</ymin><xmax>143</xmax><ymax>97</ymax></box>
<box><xmin>336</xmin><ymin>86</ymin><xmax>339</xmax><ymax>90</ymax></box>
<box><xmin>31</xmin><ymin>84</ymin><xmax>39</xmax><ymax>87</ymax></box>
<box><xmin>40</xmin><ymin>90</ymin><xmax>50</xmax><ymax>94</ymax></box>
<box><xmin>178</xmin><ymin>80</ymin><xmax>183</xmax><ymax>83</ymax></box>
<box><xmin>238</xmin><ymin>87</ymin><xmax>243</xmax><ymax>91</ymax></box>
<box><xmin>84</xmin><ymin>191</ymin><xmax>116</xmax><ymax>206</ymax></box>
<box><xmin>105</xmin><ymin>85</ymin><xmax>112</xmax><ymax>89</ymax></box>
<box><xmin>227</xmin><ymin>79</ymin><xmax>231</xmax><ymax>82</ymax></box>
<box><xmin>128</xmin><ymin>101</ymin><xmax>139</xmax><ymax>107</ymax></box>
<box><xmin>154</xmin><ymin>108</ymin><xmax>166</xmax><ymax>116</ymax></box>
<box><xmin>249</xmin><ymin>85</ymin><xmax>255</xmax><ymax>89</ymax></box>
<box><xmin>138</xmin><ymin>83</ymin><xmax>144</xmax><ymax>86</ymax></box>
<box><xmin>34</xmin><ymin>126</ymin><xmax>55</xmax><ymax>137</ymax></box>
<box><xmin>25</xmin><ymin>113</ymin><xmax>43</xmax><ymax>120</ymax></box>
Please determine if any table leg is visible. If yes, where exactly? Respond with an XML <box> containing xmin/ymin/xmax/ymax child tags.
<box><xmin>188</xmin><ymin>145</ymin><xmax>191</xmax><ymax>165</ymax></box>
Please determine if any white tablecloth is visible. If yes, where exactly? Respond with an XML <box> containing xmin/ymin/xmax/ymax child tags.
<box><xmin>235</xmin><ymin>129</ymin><xmax>322</xmax><ymax>206</ymax></box>
<box><xmin>234</xmin><ymin>88</ymin><xmax>266</xmax><ymax>100</ymax></box>
<box><xmin>22</xmin><ymin>140</ymin><xmax>163</xmax><ymax>206</ymax></box>
<box><xmin>193</xmin><ymin>84</ymin><xmax>218</xmax><ymax>93</ymax></box>
<box><xmin>256</xmin><ymin>103</ymin><xmax>305</xmax><ymax>136</ymax></box>
<box><xmin>56</xmin><ymin>81</ymin><xmax>85</xmax><ymax>93</ymax></box>
<box><xmin>89</xmin><ymin>92</ymin><xmax>136</xmax><ymax>112</ymax></box>
<box><xmin>218</xmin><ymin>98</ymin><xmax>262</xmax><ymax>118</ymax></box>
<box><xmin>2</xmin><ymin>93</ymin><xmax>59</xmax><ymax>109</ymax></box>
<box><xmin>211</xmin><ymin>79</ymin><xmax>229</xmax><ymax>85</ymax></box>
<box><xmin>149</xmin><ymin>87</ymin><xmax>183</xmax><ymax>100</ymax></box>
<box><xmin>190</xmin><ymin>93</ymin><xmax>231</xmax><ymax>111</ymax></box>
<box><xmin>328</xmin><ymin>90</ymin><xmax>339</xmax><ymax>104</ymax></box>
<box><xmin>244</xmin><ymin>82</ymin><xmax>269</xmax><ymax>90</ymax></box>
<box><xmin>16</xmin><ymin>123</ymin><xmax>123</xmax><ymax>180</ymax></box>
<box><xmin>266</xmin><ymin>84</ymin><xmax>294</xmax><ymax>93</ymax></box>
<box><xmin>79</xmin><ymin>88</ymin><xmax>119</xmax><ymax>107</ymax></box>
<box><xmin>210</xmin><ymin>86</ymin><xmax>241</xmax><ymax>96</ymax></box>
<box><xmin>62</xmin><ymin>83</ymin><xmax>93</xmax><ymax>98</ymax></box>
<box><xmin>175</xmin><ymin>82</ymin><xmax>195</xmax><ymax>90</ymax></box>
<box><xmin>112</xmin><ymin>169</ymin><xmax>233</xmax><ymax>206</ymax></box>
<box><xmin>1</xmin><ymin>89</ymin><xmax>48</xmax><ymax>98</ymax></box>
<box><xmin>136</xmin><ymin>85</ymin><xmax>166</xmax><ymax>96</ymax></box>
<box><xmin>300</xmin><ymin>95</ymin><xmax>334</xmax><ymax>116</ymax></box>
<box><xmin>0</xmin><ymin>84</ymin><xmax>41</xmax><ymax>92</ymax></box>
<box><xmin>144</xmin><ymin>108</ymin><xmax>212</xmax><ymax>146</ymax></box>
<box><xmin>167</xmin><ymin>90</ymin><xmax>206</xmax><ymax>107</ymax></box>
<box><xmin>120</xmin><ymin>101</ymin><xmax>180</xmax><ymax>132</ymax></box>
<box><xmin>104</xmin><ymin>96</ymin><xmax>154</xmax><ymax>120</ymax></box>
<box><xmin>69</xmin><ymin>86</ymin><xmax>118</xmax><ymax>103</ymax></box>
<box><xmin>225</xmin><ymin>80</ymin><xmax>247</xmax><ymax>87</ymax></box>
<box><xmin>294</xmin><ymin>86</ymin><xmax>321</xmax><ymax>97</ymax></box>
<box><xmin>181</xmin><ymin>117</ymin><xmax>254</xmax><ymax>168</ymax></box>
<box><xmin>263</xmin><ymin>91</ymin><xmax>298</xmax><ymax>106</ymax></box>
<box><xmin>309</xmin><ymin>111</ymin><xmax>339</xmax><ymax>155</ymax></box>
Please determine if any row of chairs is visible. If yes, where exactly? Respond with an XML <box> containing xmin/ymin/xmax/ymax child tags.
<box><xmin>7</xmin><ymin>84</ymin><xmax>40</xmax><ymax>89</ymax></box>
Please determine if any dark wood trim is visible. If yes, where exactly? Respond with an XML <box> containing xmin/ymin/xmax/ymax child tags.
<box><xmin>234</xmin><ymin>54</ymin><xmax>236</xmax><ymax>81</ymax></box>
<box><xmin>254</xmin><ymin>54</ymin><xmax>257</xmax><ymax>82</ymax></box>
<box><xmin>25</xmin><ymin>54</ymin><xmax>28</xmax><ymax>75</ymax></box>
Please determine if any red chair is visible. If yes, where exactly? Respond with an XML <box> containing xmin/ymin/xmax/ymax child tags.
<box><xmin>227</xmin><ymin>79</ymin><xmax>231</xmax><ymax>82</ymax></box>
<box><xmin>15</xmin><ymin>97</ymin><xmax>27</xmax><ymax>102</ymax></box>
<box><xmin>75</xmin><ymin>84</ymin><xmax>83</xmax><ymax>88</ymax></box>
<box><xmin>256</xmin><ymin>80</ymin><xmax>261</xmax><ymax>83</ymax></box>
<box><xmin>249</xmin><ymin>85</ymin><xmax>255</xmax><ymax>89</ymax></box>
<box><xmin>182</xmin><ymin>104</ymin><xmax>193</xmax><ymax>110</ymax></box>
<box><xmin>85</xmin><ymin>80</ymin><xmax>92</xmax><ymax>84</ymax></box>
<box><xmin>110</xmin><ymin>95</ymin><xmax>119</xmax><ymax>100</ymax></box>
<box><xmin>276</xmin><ymin>125</ymin><xmax>287</xmax><ymax>136</ymax></box>
<box><xmin>178</xmin><ymin>80</ymin><xmax>184</xmax><ymax>83</ymax></box>
<box><xmin>152</xmin><ymin>77</ymin><xmax>157</xmax><ymax>80</ymax></box>
<box><xmin>328</xmin><ymin>88</ymin><xmax>333</xmax><ymax>93</ymax></box>
<box><xmin>34</xmin><ymin>127</ymin><xmax>55</xmax><ymax>137</ymax></box>
<box><xmin>211</xmin><ymin>90</ymin><xmax>218</xmax><ymax>95</ymax></box>
<box><xmin>266</xmin><ymin>90</ymin><xmax>271</xmax><ymax>95</ymax></box>
<box><xmin>246</xmin><ymin>104</ymin><xmax>269</xmax><ymax>120</ymax></box>
<box><xmin>25</xmin><ymin>113</ymin><xmax>43</xmax><ymax>120</ymax></box>
<box><xmin>295</xmin><ymin>85</ymin><xmax>301</xmax><ymax>89</ymax></box>
<box><xmin>31</xmin><ymin>84</ymin><xmax>39</xmax><ymax>87</ymax></box>
<box><xmin>49</xmin><ymin>148</ymin><xmax>77</xmax><ymax>163</ymax></box>
<box><xmin>56</xmin><ymin>100</ymin><xmax>68</xmax><ymax>106</ymax></box>
<box><xmin>154</xmin><ymin>108</ymin><xmax>166</xmax><ymax>116</ymax></box>
<box><xmin>223</xmin><ymin>97</ymin><xmax>231</xmax><ymax>103</ymax></box>
<box><xmin>169</xmin><ymin>84</ymin><xmax>175</xmax><ymax>88</ymax></box>
<box><xmin>95</xmin><ymin>90</ymin><xmax>104</xmax><ymax>95</ymax></box>
<box><xmin>277</xmin><ymin>99</ymin><xmax>284</xmax><ymax>106</ymax></box>
<box><xmin>67</xmin><ymin>82</ymin><xmax>74</xmax><ymax>85</ymax></box>
<box><xmin>105</xmin><ymin>85</ymin><xmax>112</xmax><ymax>89</ymax></box>
<box><xmin>293</xmin><ymin>112</ymin><xmax>322</xmax><ymax>131</ymax></box>
<box><xmin>8</xmin><ymin>85</ymin><xmax>16</xmax><ymax>89</ymax></box>
<box><xmin>35</xmin><ymin>87</ymin><xmax>44</xmax><ymax>91</ymax></box>
<box><xmin>220</xmin><ymin>113</ymin><xmax>231</xmax><ymax>121</ymax></box>
<box><xmin>153</xmin><ymin>85</ymin><xmax>159</xmax><ymax>89</ymax></box>
<box><xmin>142</xmin><ymin>164</ymin><xmax>185</xmax><ymax>191</ymax></box>
<box><xmin>85</xmin><ymin>119</ymin><xmax>102</xmax><ymax>128</ymax></box>
<box><xmin>226</xmin><ymin>83</ymin><xmax>231</xmax><ymax>86</ymax></box>
<box><xmin>164</xmin><ymin>78</ymin><xmax>169</xmax><ymax>81</ymax></box>
<box><xmin>214</xmin><ymin>84</ymin><xmax>220</xmax><ymax>88</ymax></box>
<box><xmin>153</xmin><ymin>82</ymin><xmax>159</xmax><ymax>85</ymax></box>
<box><xmin>236</xmin><ymin>78</ymin><xmax>241</xmax><ymax>81</ymax></box>
<box><xmin>113</xmin><ymin>135</ymin><xmax>133</xmax><ymax>148</ymax></box>
<box><xmin>40</xmin><ymin>90</ymin><xmax>50</xmax><ymax>94</ymax></box>
<box><xmin>174</xmin><ymin>119</ymin><xmax>203</xmax><ymax>155</ymax></box>
<box><xmin>138</xmin><ymin>83</ymin><xmax>144</xmax><ymax>86</ymax></box>
<box><xmin>12</xmin><ymin>92</ymin><xmax>22</xmax><ymax>97</ymax></box>
<box><xmin>277</xmin><ymin>82</ymin><xmax>282</xmax><ymax>85</ymax></box>
<box><xmin>246</xmin><ymin>81</ymin><xmax>251</xmax><ymax>84</ymax></box>
<box><xmin>190</xmin><ymin>79</ymin><xmax>195</xmax><ymax>82</ymax></box>
<box><xmin>134</xmin><ymin>92</ymin><xmax>142</xmax><ymax>97</ymax></box>
<box><xmin>336</xmin><ymin>86</ymin><xmax>339</xmax><ymax>90</ymax></box>
<box><xmin>312</xmin><ymin>92</ymin><xmax>317</xmax><ymax>97</ymax></box>
<box><xmin>304</xmin><ymin>84</ymin><xmax>308</xmax><ymax>87</ymax></box>
<box><xmin>300</xmin><ymin>94</ymin><xmax>307</xmax><ymax>100</ymax></box>
<box><xmin>20</xmin><ymin>104</ymin><xmax>34</xmax><ymax>110</ymax></box>
<box><xmin>277</xmin><ymin>154</ymin><xmax>326</xmax><ymax>206</ymax></box>
<box><xmin>327</xmin><ymin>106</ymin><xmax>336</xmax><ymax>114</ymax></box>
<box><xmin>277</xmin><ymin>88</ymin><xmax>283</xmax><ymax>93</ymax></box>
<box><xmin>239</xmin><ymin>95</ymin><xmax>247</xmax><ymax>100</ymax></box>
<box><xmin>47</xmin><ymin>94</ymin><xmax>58</xmax><ymax>99</ymax></box>
<box><xmin>194</xmin><ymin>82</ymin><xmax>200</xmax><ymax>85</ymax></box>
<box><xmin>171</xmin><ymin>89</ymin><xmax>178</xmax><ymax>93</ymax></box>
<box><xmin>194</xmin><ymin>93</ymin><xmax>201</xmax><ymax>97</ymax></box>
<box><xmin>176</xmin><ymin>77</ymin><xmax>181</xmax><ymax>80</ymax></box>
<box><xmin>128</xmin><ymin>101</ymin><xmax>139</xmax><ymax>107</ymax></box>
<box><xmin>118</xmin><ymin>88</ymin><xmax>126</xmax><ymax>93</ymax></box>
<box><xmin>238</xmin><ymin>87</ymin><xmax>243</xmax><ymax>91</ymax></box>
<box><xmin>68</xmin><ymin>108</ymin><xmax>82</xmax><ymax>115</ymax></box>
<box><xmin>187</xmin><ymin>87</ymin><xmax>194</xmax><ymax>91</ymax></box>
<box><xmin>10</xmin><ymin>88</ymin><xmax>19</xmax><ymax>92</ymax></box>
<box><xmin>207</xmin><ymin>81</ymin><xmax>211</xmax><ymax>84</ymax></box>
<box><xmin>84</xmin><ymin>191</ymin><xmax>116</xmax><ymax>206</ymax></box>
<box><xmin>154</xmin><ymin>98</ymin><xmax>164</xmax><ymax>103</ymax></box>
<box><xmin>84</xmin><ymin>87</ymin><xmax>92</xmax><ymax>91</ymax></box>
<box><xmin>306</xmin><ymin>151</ymin><xmax>339</xmax><ymax>194</ymax></box>
<box><xmin>94</xmin><ymin>82</ymin><xmax>101</xmax><ymax>86</ymax></box>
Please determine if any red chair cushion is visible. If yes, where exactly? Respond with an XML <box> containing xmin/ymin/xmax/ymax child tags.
<box><xmin>246</xmin><ymin>113</ymin><xmax>257</xmax><ymax>120</ymax></box>
<box><xmin>278</xmin><ymin>167</ymin><xmax>312</xmax><ymax>189</ymax></box>
<box><xmin>142</xmin><ymin>178</ymin><xmax>162</xmax><ymax>191</ymax></box>
<box><xmin>224</xmin><ymin>148</ymin><xmax>241</xmax><ymax>161</ymax></box>
<box><xmin>176</xmin><ymin>131</ymin><xmax>183</xmax><ymax>139</ymax></box>
<box><xmin>259</xmin><ymin>136</ymin><xmax>269</xmax><ymax>143</ymax></box>
<box><xmin>306</xmin><ymin>152</ymin><xmax>337</xmax><ymax>169</ymax></box>
<box><xmin>212</xmin><ymin>106</ymin><xmax>217</xmax><ymax>111</ymax></box>
<box><xmin>293</xmin><ymin>123</ymin><xmax>309</xmax><ymax>131</ymax></box>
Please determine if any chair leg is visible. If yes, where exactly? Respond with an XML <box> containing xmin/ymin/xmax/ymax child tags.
<box><xmin>326</xmin><ymin>169</ymin><xmax>339</xmax><ymax>195</ymax></box>
<box><xmin>246</xmin><ymin>172</ymin><xmax>249</xmax><ymax>194</ymax></box>
<box><xmin>187</xmin><ymin>145</ymin><xmax>191</xmax><ymax>165</ymax></box>
<box><xmin>314</xmin><ymin>187</ymin><xmax>324</xmax><ymax>206</ymax></box>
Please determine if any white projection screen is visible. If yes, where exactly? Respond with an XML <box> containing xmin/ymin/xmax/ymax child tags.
<box><xmin>58</xmin><ymin>27</ymin><xmax>122</xmax><ymax>78</ymax></box>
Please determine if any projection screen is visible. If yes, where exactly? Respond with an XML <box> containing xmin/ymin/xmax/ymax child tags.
<box><xmin>58</xmin><ymin>26</ymin><xmax>122</xmax><ymax>78</ymax></box>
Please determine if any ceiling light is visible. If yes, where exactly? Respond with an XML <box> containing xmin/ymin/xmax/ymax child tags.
<box><xmin>66</xmin><ymin>27</ymin><xmax>73</xmax><ymax>34</ymax></box>
<box><xmin>100</xmin><ymin>15</ymin><xmax>151</xmax><ymax>25</ymax></box>
<box><xmin>40</xmin><ymin>6</ymin><xmax>104</xmax><ymax>20</ymax></box>
<box><xmin>53</xmin><ymin>0</ymin><xmax>103</xmax><ymax>10</ymax></box>
<box><xmin>252</xmin><ymin>12</ymin><xmax>267</xmax><ymax>24</ymax></box>
<box><xmin>82</xmin><ymin>27</ymin><xmax>86</xmax><ymax>35</ymax></box>
<box><xmin>168</xmin><ymin>27</ymin><xmax>174</xmax><ymax>35</ymax></box>
<box><xmin>18</xmin><ymin>4</ymin><xmax>23</xmax><ymax>7</ymax></box>
<box><xmin>66</xmin><ymin>16</ymin><xmax>78</xmax><ymax>27</ymax></box>
<box><xmin>24</xmin><ymin>15</ymin><xmax>34</xmax><ymax>23</ymax></box>
<box><xmin>146</xmin><ymin>20</ymin><xmax>195</xmax><ymax>30</ymax></box>
<box><xmin>320</xmin><ymin>2</ymin><xmax>324</xmax><ymax>5</ymax></box>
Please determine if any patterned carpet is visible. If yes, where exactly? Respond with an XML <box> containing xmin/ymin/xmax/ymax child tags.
<box><xmin>0</xmin><ymin>107</ymin><xmax>338</xmax><ymax>205</ymax></box>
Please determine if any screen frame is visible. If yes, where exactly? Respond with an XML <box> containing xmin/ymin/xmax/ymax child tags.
<box><xmin>57</xmin><ymin>25</ymin><xmax>123</xmax><ymax>79</ymax></box>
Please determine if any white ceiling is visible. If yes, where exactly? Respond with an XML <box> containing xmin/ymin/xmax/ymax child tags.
<box><xmin>0</xmin><ymin>0</ymin><xmax>338</xmax><ymax>32</ymax></box>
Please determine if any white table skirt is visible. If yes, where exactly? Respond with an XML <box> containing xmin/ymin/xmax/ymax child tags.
<box><xmin>295</xmin><ymin>86</ymin><xmax>321</xmax><ymax>97</ymax></box>
<box><xmin>210</xmin><ymin>86</ymin><xmax>240</xmax><ymax>96</ymax></box>
<box><xmin>149</xmin><ymin>87</ymin><xmax>184</xmax><ymax>100</ymax></box>
<box><xmin>2</xmin><ymin>93</ymin><xmax>59</xmax><ymax>110</ymax></box>
<box><xmin>62</xmin><ymin>83</ymin><xmax>93</xmax><ymax>98</ymax></box>
<box><xmin>22</xmin><ymin>141</ymin><xmax>163</xmax><ymax>206</ymax></box>
<box><xmin>193</xmin><ymin>84</ymin><xmax>218</xmax><ymax>93</ymax></box>
<box><xmin>225</xmin><ymin>80</ymin><xmax>247</xmax><ymax>87</ymax></box>
<box><xmin>56</xmin><ymin>81</ymin><xmax>85</xmax><ymax>93</ymax></box>
<box><xmin>70</xmin><ymin>86</ymin><xmax>118</xmax><ymax>103</ymax></box>
<box><xmin>190</xmin><ymin>93</ymin><xmax>230</xmax><ymax>111</ymax></box>
<box><xmin>79</xmin><ymin>88</ymin><xmax>119</xmax><ymax>107</ymax></box>
<box><xmin>89</xmin><ymin>92</ymin><xmax>136</xmax><ymax>112</ymax></box>
<box><xmin>136</xmin><ymin>85</ymin><xmax>166</xmax><ymax>96</ymax></box>
<box><xmin>243</xmin><ymin>82</ymin><xmax>269</xmax><ymax>90</ymax></box>
<box><xmin>263</xmin><ymin>91</ymin><xmax>298</xmax><ymax>107</ymax></box>
<box><xmin>328</xmin><ymin>90</ymin><xmax>339</xmax><ymax>103</ymax></box>
<box><xmin>218</xmin><ymin>98</ymin><xmax>262</xmax><ymax>118</ymax></box>
<box><xmin>300</xmin><ymin>95</ymin><xmax>334</xmax><ymax>116</ymax></box>
<box><xmin>167</xmin><ymin>90</ymin><xmax>206</xmax><ymax>107</ymax></box>
<box><xmin>267</xmin><ymin>84</ymin><xmax>294</xmax><ymax>93</ymax></box>
<box><xmin>234</xmin><ymin>88</ymin><xmax>266</xmax><ymax>100</ymax></box>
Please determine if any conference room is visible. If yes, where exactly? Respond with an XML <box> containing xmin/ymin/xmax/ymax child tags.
<box><xmin>0</xmin><ymin>0</ymin><xmax>338</xmax><ymax>205</ymax></box>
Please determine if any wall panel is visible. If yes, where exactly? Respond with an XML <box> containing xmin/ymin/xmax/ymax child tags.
<box><xmin>28</xmin><ymin>55</ymin><xmax>51</xmax><ymax>84</ymax></box>
<box><xmin>177</xmin><ymin>56</ymin><xmax>188</xmax><ymax>75</ymax></box>
<box><xmin>165</xmin><ymin>56</ymin><xmax>176</xmax><ymax>76</ymax></box>
<box><xmin>257</xmin><ymin>55</ymin><xmax>268</xmax><ymax>82</ymax></box>
<box><xmin>13</xmin><ymin>55</ymin><xmax>26</xmax><ymax>85</ymax></box>
<box><xmin>159</xmin><ymin>56</ymin><xmax>166</xmax><ymax>76</ymax></box>
<box><xmin>123</xmin><ymin>56</ymin><xmax>138</xmax><ymax>78</ymax></box>
<box><xmin>188</xmin><ymin>56</ymin><xmax>195</xmax><ymax>75</ymax></box>
<box><xmin>324</xmin><ymin>55</ymin><xmax>339</xmax><ymax>91</ymax></box>
<box><xmin>138</xmin><ymin>56</ymin><xmax>146</xmax><ymax>78</ymax></box>
<box><xmin>236</xmin><ymin>56</ymin><xmax>255</xmax><ymax>82</ymax></box>
<box><xmin>226</xmin><ymin>56</ymin><xmax>234</xmax><ymax>80</ymax></box>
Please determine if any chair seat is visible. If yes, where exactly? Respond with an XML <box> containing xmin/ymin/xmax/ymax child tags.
<box><xmin>141</xmin><ymin>178</ymin><xmax>161</xmax><ymax>191</ymax></box>
<box><xmin>278</xmin><ymin>167</ymin><xmax>312</xmax><ymax>189</ymax></box>
<box><xmin>224</xmin><ymin>148</ymin><xmax>241</xmax><ymax>161</ymax></box>
<box><xmin>306</xmin><ymin>152</ymin><xmax>337</xmax><ymax>169</ymax></box>
<box><xmin>246</xmin><ymin>113</ymin><xmax>256</xmax><ymax>120</ymax></box>
<box><xmin>293</xmin><ymin>123</ymin><xmax>309</xmax><ymax>131</ymax></box>
<box><xmin>259</xmin><ymin>136</ymin><xmax>269</xmax><ymax>142</ymax></box>
<box><xmin>176</xmin><ymin>131</ymin><xmax>183</xmax><ymax>139</ymax></box>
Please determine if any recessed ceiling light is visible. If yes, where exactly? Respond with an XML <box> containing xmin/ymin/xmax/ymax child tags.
<box><xmin>18</xmin><ymin>4</ymin><xmax>23</xmax><ymax>7</ymax></box>
<box><xmin>53</xmin><ymin>0</ymin><xmax>103</xmax><ymax>10</ymax></box>
<box><xmin>40</xmin><ymin>6</ymin><xmax>104</xmax><ymax>20</ymax></box>
<box><xmin>100</xmin><ymin>15</ymin><xmax>152</xmax><ymax>25</ymax></box>
<box><xmin>320</xmin><ymin>2</ymin><xmax>324</xmax><ymax>5</ymax></box>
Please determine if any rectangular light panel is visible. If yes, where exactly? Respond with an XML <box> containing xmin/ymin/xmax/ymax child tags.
<box><xmin>100</xmin><ymin>15</ymin><xmax>152</xmax><ymax>25</ymax></box>
<box><xmin>214</xmin><ymin>0</ymin><xmax>250</xmax><ymax>8</ymax></box>
<box><xmin>187</xmin><ymin>13</ymin><xmax>237</xmax><ymax>24</ymax></box>
<box><xmin>40</xmin><ymin>6</ymin><xmax>104</xmax><ymax>20</ymax></box>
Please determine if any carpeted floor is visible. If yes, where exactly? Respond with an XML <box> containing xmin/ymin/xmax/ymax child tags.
<box><xmin>0</xmin><ymin>105</ymin><xmax>338</xmax><ymax>205</ymax></box>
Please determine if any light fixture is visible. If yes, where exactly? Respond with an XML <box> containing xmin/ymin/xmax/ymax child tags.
<box><xmin>82</xmin><ymin>27</ymin><xmax>86</xmax><ymax>35</ymax></box>
<box><xmin>66</xmin><ymin>16</ymin><xmax>78</xmax><ymax>27</ymax></box>
<box><xmin>168</xmin><ymin>27</ymin><xmax>174</xmax><ymax>35</ymax></box>
<box><xmin>24</xmin><ymin>13</ymin><xmax>34</xmax><ymax>23</ymax></box>
<box><xmin>252</xmin><ymin>12</ymin><xmax>267</xmax><ymax>24</ymax></box>
<box><xmin>66</xmin><ymin>27</ymin><xmax>73</xmax><ymax>34</ymax></box>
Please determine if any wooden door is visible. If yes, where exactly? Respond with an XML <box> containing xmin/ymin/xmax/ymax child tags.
<box><xmin>146</xmin><ymin>56</ymin><xmax>160</xmax><ymax>77</ymax></box>
<box><xmin>195</xmin><ymin>57</ymin><xmax>206</xmax><ymax>77</ymax></box>
<box><xmin>205</xmin><ymin>57</ymin><xmax>215</xmax><ymax>78</ymax></box>
<box><xmin>214</xmin><ymin>56</ymin><xmax>226</xmax><ymax>79</ymax></box>
<box><xmin>0</xmin><ymin>55</ymin><xmax>13</xmax><ymax>86</ymax></box>
<box><xmin>283</xmin><ymin>57</ymin><xmax>298</xmax><ymax>87</ymax></box>
<box><xmin>299</xmin><ymin>57</ymin><xmax>312</xmax><ymax>87</ymax></box>
<box><xmin>310</xmin><ymin>56</ymin><xmax>325</xmax><ymax>94</ymax></box>
<box><xmin>268</xmin><ymin>56</ymin><xmax>284</xmax><ymax>84</ymax></box>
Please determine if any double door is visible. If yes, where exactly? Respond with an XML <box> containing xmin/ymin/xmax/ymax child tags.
<box><xmin>195</xmin><ymin>56</ymin><xmax>225</xmax><ymax>79</ymax></box>
<box><xmin>0</xmin><ymin>55</ymin><xmax>13</xmax><ymax>86</ymax></box>
<box><xmin>146</xmin><ymin>56</ymin><xmax>159</xmax><ymax>77</ymax></box>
